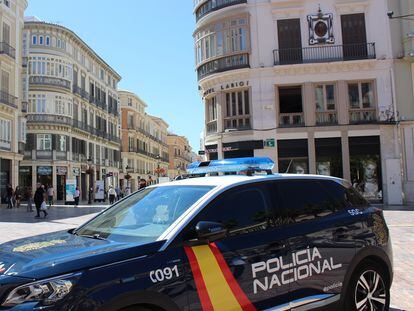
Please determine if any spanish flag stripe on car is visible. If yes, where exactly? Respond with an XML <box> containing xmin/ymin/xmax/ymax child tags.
<box><xmin>185</xmin><ymin>244</ymin><xmax>256</xmax><ymax>311</ymax></box>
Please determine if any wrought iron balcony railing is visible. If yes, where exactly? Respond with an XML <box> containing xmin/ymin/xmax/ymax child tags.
<box><xmin>26</xmin><ymin>114</ymin><xmax>72</xmax><ymax>126</ymax></box>
<box><xmin>0</xmin><ymin>90</ymin><xmax>17</xmax><ymax>109</ymax></box>
<box><xmin>29</xmin><ymin>76</ymin><xmax>71</xmax><ymax>90</ymax></box>
<box><xmin>195</xmin><ymin>0</ymin><xmax>247</xmax><ymax>22</ymax></box>
<box><xmin>279</xmin><ymin>113</ymin><xmax>304</xmax><ymax>127</ymax></box>
<box><xmin>0</xmin><ymin>42</ymin><xmax>15</xmax><ymax>59</ymax></box>
<box><xmin>274</xmin><ymin>43</ymin><xmax>376</xmax><ymax>66</ymax></box>
<box><xmin>349</xmin><ymin>108</ymin><xmax>377</xmax><ymax>124</ymax></box>
<box><xmin>198</xmin><ymin>53</ymin><xmax>249</xmax><ymax>80</ymax></box>
<box><xmin>73</xmin><ymin>85</ymin><xmax>90</xmax><ymax>101</ymax></box>
<box><xmin>316</xmin><ymin>111</ymin><xmax>337</xmax><ymax>125</ymax></box>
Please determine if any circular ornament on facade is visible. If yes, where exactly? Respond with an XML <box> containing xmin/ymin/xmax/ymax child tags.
<box><xmin>314</xmin><ymin>21</ymin><xmax>328</xmax><ymax>37</ymax></box>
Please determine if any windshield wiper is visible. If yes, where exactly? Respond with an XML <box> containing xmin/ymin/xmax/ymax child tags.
<box><xmin>75</xmin><ymin>233</ymin><xmax>108</xmax><ymax>241</ymax></box>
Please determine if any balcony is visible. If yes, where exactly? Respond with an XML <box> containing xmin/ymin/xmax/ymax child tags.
<box><xmin>197</xmin><ymin>53</ymin><xmax>249</xmax><ymax>80</ymax></box>
<box><xmin>0</xmin><ymin>139</ymin><xmax>11</xmax><ymax>151</ymax></box>
<box><xmin>279</xmin><ymin>113</ymin><xmax>304</xmax><ymax>127</ymax></box>
<box><xmin>349</xmin><ymin>108</ymin><xmax>377</xmax><ymax>124</ymax></box>
<box><xmin>273</xmin><ymin>43</ymin><xmax>376</xmax><ymax>66</ymax></box>
<box><xmin>0</xmin><ymin>90</ymin><xmax>17</xmax><ymax>109</ymax></box>
<box><xmin>73</xmin><ymin>85</ymin><xmax>90</xmax><ymax>101</ymax></box>
<box><xmin>26</xmin><ymin>114</ymin><xmax>72</xmax><ymax>126</ymax></box>
<box><xmin>29</xmin><ymin>76</ymin><xmax>71</xmax><ymax>91</ymax></box>
<box><xmin>316</xmin><ymin>111</ymin><xmax>337</xmax><ymax>125</ymax></box>
<box><xmin>195</xmin><ymin>0</ymin><xmax>247</xmax><ymax>22</ymax></box>
<box><xmin>206</xmin><ymin>121</ymin><xmax>218</xmax><ymax>134</ymax></box>
<box><xmin>0</xmin><ymin>42</ymin><xmax>15</xmax><ymax>59</ymax></box>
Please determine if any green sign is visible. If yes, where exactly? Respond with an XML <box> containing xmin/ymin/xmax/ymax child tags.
<box><xmin>265</xmin><ymin>139</ymin><xmax>275</xmax><ymax>148</ymax></box>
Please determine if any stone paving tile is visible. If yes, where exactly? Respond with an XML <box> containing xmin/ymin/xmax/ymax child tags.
<box><xmin>0</xmin><ymin>206</ymin><xmax>412</xmax><ymax>309</ymax></box>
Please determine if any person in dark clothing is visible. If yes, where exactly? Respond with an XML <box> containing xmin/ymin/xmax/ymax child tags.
<box><xmin>6</xmin><ymin>184</ymin><xmax>13</xmax><ymax>209</ymax></box>
<box><xmin>34</xmin><ymin>183</ymin><xmax>47</xmax><ymax>218</ymax></box>
<box><xmin>138</xmin><ymin>179</ymin><xmax>147</xmax><ymax>190</ymax></box>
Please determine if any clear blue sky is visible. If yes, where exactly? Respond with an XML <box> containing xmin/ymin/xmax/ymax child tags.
<box><xmin>26</xmin><ymin>0</ymin><xmax>202</xmax><ymax>150</ymax></box>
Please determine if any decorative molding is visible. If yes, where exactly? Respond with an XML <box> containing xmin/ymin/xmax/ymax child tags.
<box><xmin>334</xmin><ymin>1</ymin><xmax>370</xmax><ymax>14</ymax></box>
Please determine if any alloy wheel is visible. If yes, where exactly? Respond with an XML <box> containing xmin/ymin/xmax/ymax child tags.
<box><xmin>354</xmin><ymin>269</ymin><xmax>387</xmax><ymax>311</ymax></box>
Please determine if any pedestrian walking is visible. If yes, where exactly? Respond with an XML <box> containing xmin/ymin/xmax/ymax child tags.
<box><xmin>15</xmin><ymin>186</ymin><xmax>22</xmax><ymax>208</ymax></box>
<box><xmin>115</xmin><ymin>186</ymin><xmax>121</xmax><ymax>201</ymax></box>
<box><xmin>26</xmin><ymin>187</ymin><xmax>33</xmax><ymax>212</ymax></box>
<box><xmin>34</xmin><ymin>183</ymin><xmax>48</xmax><ymax>218</ymax></box>
<box><xmin>6</xmin><ymin>184</ymin><xmax>13</xmax><ymax>209</ymax></box>
<box><xmin>108</xmin><ymin>186</ymin><xmax>117</xmax><ymax>204</ymax></box>
<box><xmin>74</xmin><ymin>187</ymin><xmax>80</xmax><ymax>207</ymax></box>
<box><xmin>47</xmin><ymin>185</ymin><xmax>54</xmax><ymax>207</ymax></box>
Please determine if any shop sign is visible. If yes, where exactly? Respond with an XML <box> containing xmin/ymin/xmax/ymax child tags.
<box><xmin>56</xmin><ymin>167</ymin><xmax>67</xmax><ymax>176</ymax></box>
<box><xmin>223</xmin><ymin>146</ymin><xmax>238</xmax><ymax>152</ymax></box>
<box><xmin>37</xmin><ymin>166</ymin><xmax>52</xmax><ymax>176</ymax></box>
<box><xmin>265</xmin><ymin>139</ymin><xmax>275</xmax><ymax>148</ymax></box>
<box><xmin>205</xmin><ymin>149</ymin><xmax>218</xmax><ymax>154</ymax></box>
<box><xmin>73</xmin><ymin>168</ymin><xmax>80</xmax><ymax>176</ymax></box>
<box><xmin>202</xmin><ymin>81</ymin><xmax>250</xmax><ymax>97</ymax></box>
<box><xmin>19</xmin><ymin>167</ymin><xmax>31</xmax><ymax>174</ymax></box>
<box><xmin>198</xmin><ymin>150</ymin><xmax>206</xmax><ymax>155</ymax></box>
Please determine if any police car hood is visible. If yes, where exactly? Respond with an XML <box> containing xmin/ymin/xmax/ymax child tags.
<box><xmin>0</xmin><ymin>230</ymin><xmax>165</xmax><ymax>280</ymax></box>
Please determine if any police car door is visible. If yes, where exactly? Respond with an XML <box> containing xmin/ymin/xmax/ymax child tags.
<box><xmin>273</xmin><ymin>179</ymin><xmax>355</xmax><ymax>309</ymax></box>
<box><xmin>179</xmin><ymin>182</ymin><xmax>293</xmax><ymax>310</ymax></box>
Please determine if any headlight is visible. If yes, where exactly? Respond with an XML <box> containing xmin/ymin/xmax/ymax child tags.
<box><xmin>2</xmin><ymin>273</ymin><xmax>81</xmax><ymax>307</ymax></box>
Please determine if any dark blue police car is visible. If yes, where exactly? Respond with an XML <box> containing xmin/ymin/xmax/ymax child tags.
<box><xmin>0</xmin><ymin>158</ymin><xmax>392</xmax><ymax>310</ymax></box>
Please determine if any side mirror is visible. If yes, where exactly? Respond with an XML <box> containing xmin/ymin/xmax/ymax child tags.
<box><xmin>195</xmin><ymin>221</ymin><xmax>227</xmax><ymax>243</ymax></box>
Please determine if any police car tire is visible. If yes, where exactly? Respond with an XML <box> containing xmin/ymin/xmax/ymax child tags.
<box><xmin>344</xmin><ymin>259</ymin><xmax>390</xmax><ymax>311</ymax></box>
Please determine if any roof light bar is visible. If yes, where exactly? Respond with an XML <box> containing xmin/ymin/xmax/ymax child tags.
<box><xmin>186</xmin><ymin>157</ymin><xmax>275</xmax><ymax>175</ymax></box>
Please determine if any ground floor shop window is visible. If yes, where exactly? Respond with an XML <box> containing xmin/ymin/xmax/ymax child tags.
<box><xmin>315</xmin><ymin>138</ymin><xmax>343</xmax><ymax>178</ymax></box>
<box><xmin>19</xmin><ymin>166</ymin><xmax>32</xmax><ymax>198</ymax></box>
<box><xmin>349</xmin><ymin>136</ymin><xmax>382</xmax><ymax>202</ymax></box>
<box><xmin>278</xmin><ymin>139</ymin><xmax>309</xmax><ymax>174</ymax></box>
<box><xmin>37</xmin><ymin>166</ymin><xmax>53</xmax><ymax>188</ymax></box>
<box><xmin>0</xmin><ymin>159</ymin><xmax>11</xmax><ymax>203</ymax></box>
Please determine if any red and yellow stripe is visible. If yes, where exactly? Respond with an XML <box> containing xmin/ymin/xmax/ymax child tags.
<box><xmin>184</xmin><ymin>243</ymin><xmax>256</xmax><ymax>311</ymax></box>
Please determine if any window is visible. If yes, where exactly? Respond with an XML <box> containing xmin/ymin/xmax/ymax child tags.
<box><xmin>315</xmin><ymin>84</ymin><xmax>335</xmax><ymax>111</ymax></box>
<box><xmin>278</xmin><ymin>86</ymin><xmax>304</xmax><ymax>126</ymax></box>
<box><xmin>348</xmin><ymin>82</ymin><xmax>375</xmax><ymax>109</ymax></box>
<box><xmin>128</xmin><ymin>98</ymin><xmax>132</xmax><ymax>106</ymax></box>
<box><xmin>39</xmin><ymin>36</ymin><xmax>44</xmax><ymax>45</ymax></box>
<box><xmin>4</xmin><ymin>0</ymin><xmax>10</xmax><ymax>7</ymax></box>
<box><xmin>273</xmin><ymin>179</ymin><xmax>342</xmax><ymax>225</ymax></box>
<box><xmin>32</xmin><ymin>35</ymin><xmax>37</xmax><ymax>45</ymax></box>
<box><xmin>0</xmin><ymin>118</ymin><xmax>11</xmax><ymax>147</ymax></box>
<box><xmin>2</xmin><ymin>23</ymin><xmax>10</xmax><ymax>45</ymax></box>
<box><xmin>191</xmin><ymin>184</ymin><xmax>271</xmax><ymax>235</ymax></box>
<box><xmin>1</xmin><ymin>70</ymin><xmax>10</xmax><ymax>93</ymax></box>
<box><xmin>37</xmin><ymin>134</ymin><xmax>52</xmax><ymax>151</ymax></box>
<box><xmin>224</xmin><ymin>89</ymin><xmax>250</xmax><ymax>130</ymax></box>
<box><xmin>46</xmin><ymin>36</ymin><xmax>50</xmax><ymax>46</ymax></box>
<box><xmin>195</xmin><ymin>16</ymin><xmax>250</xmax><ymax>66</ymax></box>
<box><xmin>58</xmin><ymin>135</ymin><xmax>67</xmax><ymax>152</ymax></box>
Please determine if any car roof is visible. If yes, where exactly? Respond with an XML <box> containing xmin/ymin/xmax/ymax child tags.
<box><xmin>155</xmin><ymin>174</ymin><xmax>345</xmax><ymax>188</ymax></box>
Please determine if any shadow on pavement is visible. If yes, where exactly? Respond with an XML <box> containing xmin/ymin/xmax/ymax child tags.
<box><xmin>0</xmin><ymin>205</ymin><xmax>107</xmax><ymax>224</ymax></box>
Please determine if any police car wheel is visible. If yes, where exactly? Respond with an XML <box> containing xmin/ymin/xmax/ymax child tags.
<box><xmin>345</xmin><ymin>260</ymin><xmax>390</xmax><ymax>311</ymax></box>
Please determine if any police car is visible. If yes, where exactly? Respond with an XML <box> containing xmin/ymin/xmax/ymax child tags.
<box><xmin>0</xmin><ymin>158</ymin><xmax>392</xmax><ymax>310</ymax></box>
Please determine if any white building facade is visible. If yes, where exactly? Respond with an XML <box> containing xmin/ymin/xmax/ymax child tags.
<box><xmin>20</xmin><ymin>19</ymin><xmax>121</xmax><ymax>202</ymax></box>
<box><xmin>194</xmin><ymin>0</ymin><xmax>405</xmax><ymax>204</ymax></box>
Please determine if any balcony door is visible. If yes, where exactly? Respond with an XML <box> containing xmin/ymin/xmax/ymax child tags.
<box><xmin>341</xmin><ymin>13</ymin><xmax>368</xmax><ymax>60</ymax></box>
<box><xmin>277</xmin><ymin>19</ymin><xmax>302</xmax><ymax>64</ymax></box>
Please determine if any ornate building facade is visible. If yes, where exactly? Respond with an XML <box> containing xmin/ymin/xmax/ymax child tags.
<box><xmin>167</xmin><ymin>134</ymin><xmax>192</xmax><ymax>178</ymax></box>
<box><xmin>119</xmin><ymin>90</ymin><xmax>169</xmax><ymax>191</ymax></box>
<box><xmin>0</xmin><ymin>0</ymin><xmax>27</xmax><ymax>199</ymax></box>
<box><xmin>20</xmin><ymin>18</ymin><xmax>121</xmax><ymax>202</ymax></box>
<box><xmin>193</xmin><ymin>0</ymin><xmax>406</xmax><ymax>204</ymax></box>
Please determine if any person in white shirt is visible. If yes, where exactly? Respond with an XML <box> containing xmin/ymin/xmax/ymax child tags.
<box><xmin>74</xmin><ymin>187</ymin><xmax>80</xmax><ymax>207</ymax></box>
<box><xmin>108</xmin><ymin>186</ymin><xmax>117</xmax><ymax>204</ymax></box>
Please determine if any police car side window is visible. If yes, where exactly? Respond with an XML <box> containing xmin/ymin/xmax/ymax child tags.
<box><xmin>273</xmin><ymin>180</ymin><xmax>342</xmax><ymax>225</ymax></box>
<box><xmin>194</xmin><ymin>184</ymin><xmax>272</xmax><ymax>236</ymax></box>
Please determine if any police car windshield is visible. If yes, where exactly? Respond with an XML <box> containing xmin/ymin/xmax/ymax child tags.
<box><xmin>75</xmin><ymin>185</ymin><xmax>213</xmax><ymax>243</ymax></box>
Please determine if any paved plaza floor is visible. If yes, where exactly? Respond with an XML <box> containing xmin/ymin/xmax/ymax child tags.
<box><xmin>0</xmin><ymin>204</ymin><xmax>412</xmax><ymax>310</ymax></box>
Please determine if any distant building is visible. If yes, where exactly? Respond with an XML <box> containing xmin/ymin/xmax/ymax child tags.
<box><xmin>193</xmin><ymin>0</ymin><xmax>405</xmax><ymax>204</ymax></box>
<box><xmin>21</xmin><ymin>19</ymin><xmax>121</xmax><ymax>201</ymax></box>
<box><xmin>0</xmin><ymin>0</ymin><xmax>27</xmax><ymax>199</ymax></box>
<box><xmin>167</xmin><ymin>134</ymin><xmax>192</xmax><ymax>178</ymax></box>
<box><xmin>119</xmin><ymin>90</ymin><xmax>169</xmax><ymax>191</ymax></box>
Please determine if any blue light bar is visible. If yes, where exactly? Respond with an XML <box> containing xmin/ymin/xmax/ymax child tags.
<box><xmin>186</xmin><ymin>157</ymin><xmax>274</xmax><ymax>175</ymax></box>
